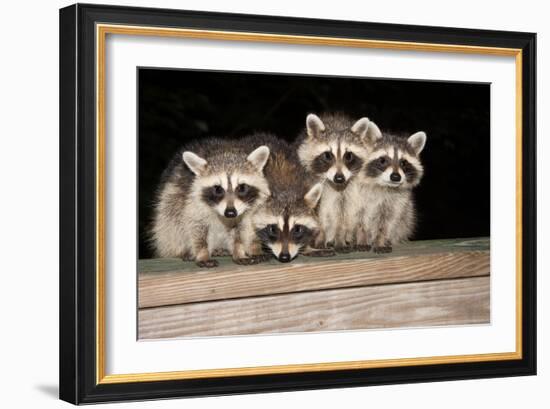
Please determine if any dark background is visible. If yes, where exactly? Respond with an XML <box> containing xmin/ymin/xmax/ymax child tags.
<box><xmin>138</xmin><ymin>68</ymin><xmax>490</xmax><ymax>259</ymax></box>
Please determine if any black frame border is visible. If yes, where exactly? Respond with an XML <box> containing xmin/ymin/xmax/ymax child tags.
<box><xmin>59</xmin><ymin>3</ymin><xmax>536</xmax><ymax>404</ymax></box>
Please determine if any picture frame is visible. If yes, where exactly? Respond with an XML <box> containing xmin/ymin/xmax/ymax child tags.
<box><xmin>59</xmin><ymin>3</ymin><xmax>536</xmax><ymax>404</ymax></box>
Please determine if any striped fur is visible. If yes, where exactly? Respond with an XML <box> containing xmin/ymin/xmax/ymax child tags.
<box><xmin>150</xmin><ymin>136</ymin><xmax>270</xmax><ymax>267</ymax></box>
<box><xmin>295</xmin><ymin>113</ymin><xmax>380</xmax><ymax>251</ymax></box>
<box><xmin>357</xmin><ymin>130</ymin><xmax>426</xmax><ymax>253</ymax></box>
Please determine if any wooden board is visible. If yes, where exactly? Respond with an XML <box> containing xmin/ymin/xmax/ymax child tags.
<box><xmin>139</xmin><ymin>276</ymin><xmax>490</xmax><ymax>339</ymax></box>
<box><xmin>139</xmin><ymin>237</ymin><xmax>489</xmax><ymax>308</ymax></box>
<box><xmin>138</xmin><ymin>237</ymin><xmax>490</xmax><ymax>339</ymax></box>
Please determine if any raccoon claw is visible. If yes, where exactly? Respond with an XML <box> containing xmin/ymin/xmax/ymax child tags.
<box><xmin>373</xmin><ymin>246</ymin><xmax>392</xmax><ymax>254</ymax></box>
<box><xmin>233</xmin><ymin>257</ymin><xmax>255</xmax><ymax>265</ymax></box>
<box><xmin>335</xmin><ymin>245</ymin><xmax>355</xmax><ymax>254</ymax></box>
<box><xmin>196</xmin><ymin>259</ymin><xmax>219</xmax><ymax>268</ymax></box>
<box><xmin>233</xmin><ymin>257</ymin><xmax>260</xmax><ymax>265</ymax></box>
<box><xmin>234</xmin><ymin>254</ymin><xmax>272</xmax><ymax>265</ymax></box>
<box><xmin>356</xmin><ymin>244</ymin><xmax>372</xmax><ymax>252</ymax></box>
<box><xmin>181</xmin><ymin>254</ymin><xmax>194</xmax><ymax>262</ymax></box>
<box><xmin>211</xmin><ymin>249</ymin><xmax>231</xmax><ymax>257</ymax></box>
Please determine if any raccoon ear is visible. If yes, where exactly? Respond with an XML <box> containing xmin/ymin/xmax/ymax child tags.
<box><xmin>247</xmin><ymin>145</ymin><xmax>270</xmax><ymax>172</ymax></box>
<box><xmin>408</xmin><ymin>131</ymin><xmax>427</xmax><ymax>155</ymax></box>
<box><xmin>352</xmin><ymin>117</ymin><xmax>382</xmax><ymax>144</ymax></box>
<box><xmin>366</xmin><ymin>121</ymin><xmax>382</xmax><ymax>144</ymax></box>
<box><xmin>304</xmin><ymin>183</ymin><xmax>323</xmax><ymax>209</ymax></box>
<box><xmin>351</xmin><ymin>117</ymin><xmax>370</xmax><ymax>138</ymax></box>
<box><xmin>306</xmin><ymin>114</ymin><xmax>325</xmax><ymax>139</ymax></box>
<box><xmin>182</xmin><ymin>151</ymin><xmax>208</xmax><ymax>176</ymax></box>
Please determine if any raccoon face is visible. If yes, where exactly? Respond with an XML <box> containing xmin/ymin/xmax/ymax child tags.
<box><xmin>311</xmin><ymin>146</ymin><xmax>362</xmax><ymax>188</ymax></box>
<box><xmin>364</xmin><ymin>131</ymin><xmax>426</xmax><ymax>188</ymax></box>
<box><xmin>200</xmin><ymin>179</ymin><xmax>260</xmax><ymax>218</ymax></box>
<box><xmin>254</xmin><ymin>183</ymin><xmax>323</xmax><ymax>262</ymax></box>
<box><xmin>183</xmin><ymin>145</ymin><xmax>271</xmax><ymax>219</ymax></box>
<box><xmin>298</xmin><ymin>114</ymin><xmax>379</xmax><ymax>189</ymax></box>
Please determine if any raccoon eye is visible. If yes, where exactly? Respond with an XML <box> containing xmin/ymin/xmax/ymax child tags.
<box><xmin>400</xmin><ymin>159</ymin><xmax>410</xmax><ymax>170</ymax></box>
<box><xmin>292</xmin><ymin>225</ymin><xmax>305</xmax><ymax>240</ymax></box>
<box><xmin>322</xmin><ymin>151</ymin><xmax>333</xmax><ymax>161</ymax></box>
<box><xmin>377</xmin><ymin>157</ymin><xmax>388</xmax><ymax>166</ymax></box>
<box><xmin>267</xmin><ymin>224</ymin><xmax>279</xmax><ymax>239</ymax></box>
<box><xmin>343</xmin><ymin>151</ymin><xmax>355</xmax><ymax>163</ymax></box>
<box><xmin>236</xmin><ymin>183</ymin><xmax>249</xmax><ymax>196</ymax></box>
<box><xmin>212</xmin><ymin>185</ymin><xmax>225</xmax><ymax>197</ymax></box>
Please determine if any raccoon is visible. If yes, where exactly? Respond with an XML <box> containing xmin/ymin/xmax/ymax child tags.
<box><xmin>295</xmin><ymin>113</ymin><xmax>377</xmax><ymax>251</ymax></box>
<box><xmin>356</xmin><ymin>129</ymin><xmax>427</xmax><ymax>253</ymax></box>
<box><xmin>150</xmin><ymin>137</ymin><xmax>271</xmax><ymax>267</ymax></box>
<box><xmin>246</xmin><ymin>133</ymin><xmax>333</xmax><ymax>262</ymax></box>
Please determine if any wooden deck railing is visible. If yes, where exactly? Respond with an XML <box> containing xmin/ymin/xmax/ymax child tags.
<box><xmin>138</xmin><ymin>237</ymin><xmax>490</xmax><ymax>339</ymax></box>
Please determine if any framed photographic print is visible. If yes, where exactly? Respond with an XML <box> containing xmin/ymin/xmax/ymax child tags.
<box><xmin>59</xmin><ymin>3</ymin><xmax>536</xmax><ymax>404</ymax></box>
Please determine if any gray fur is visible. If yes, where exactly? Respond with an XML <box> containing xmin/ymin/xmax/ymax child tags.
<box><xmin>295</xmin><ymin>113</ymin><xmax>372</xmax><ymax>250</ymax></box>
<box><xmin>243</xmin><ymin>133</ymin><xmax>328</xmax><ymax>261</ymax></box>
<box><xmin>150</xmin><ymin>136</ymin><xmax>270</xmax><ymax>267</ymax></box>
<box><xmin>357</xmin><ymin>130</ymin><xmax>426</xmax><ymax>253</ymax></box>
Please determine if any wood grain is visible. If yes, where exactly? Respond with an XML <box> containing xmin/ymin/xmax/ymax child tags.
<box><xmin>139</xmin><ymin>248</ymin><xmax>489</xmax><ymax>308</ymax></box>
<box><xmin>139</xmin><ymin>276</ymin><xmax>490</xmax><ymax>339</ymax></box>
<box><xmin>139</xmin><ymin>237</ymin><xmax>489</xmax><ymax>273</ymax></box>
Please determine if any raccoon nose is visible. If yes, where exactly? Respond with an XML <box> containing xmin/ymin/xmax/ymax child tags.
<box><xmin>390</xmin><ymin>172</ymin><xmax>402</xmax><ymax>182</ymax></box>
<box><xmin>224</xmin><ymin>207</ymin><xmax>237</xmax><ymax>218</ymax></box>
<box><xmin>333</xmin><ymin>173</ymin><xmax>346</xmax><ymax>184</ymax></box>
<box><xmin>278</xmin><ymin>252</ymin><xmax>291</xmax><ymax>263</ymax></box>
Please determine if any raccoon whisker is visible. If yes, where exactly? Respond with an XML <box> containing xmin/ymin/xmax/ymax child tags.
<box><xmin>260</xmin><ymin>244</ymin><xmax>274</xmax><ymax>256</ymax></box>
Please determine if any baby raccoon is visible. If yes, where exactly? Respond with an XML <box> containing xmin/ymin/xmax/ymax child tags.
<box><xmin>150</xmin><ymin>137</ymin><xmax>271</xmax><ymax>267</ymax></box>
<box><xmin>296</xmin><ymin>113</ymin><xmax>376</xmax><ymax>251</ymax></box>
<box><xmin>357</xmin><ymin>128</ymin><xmax>427</xmax><ymax>253</ymax></box>
<box><xmin>247</xmin><ymin>134</ymin><xmax>332</xmax><ymax>262</ymax></box>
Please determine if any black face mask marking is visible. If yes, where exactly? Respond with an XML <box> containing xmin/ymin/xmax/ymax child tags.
<box><xmin>343</xmin><ymin>151</ymin><xmax>363</xmax><ymax>173</ymax></box>
<box><xmin>201</xmin><ymin>185</ymin><xmax>225</xmax><ymax>206</ymax></box>
<box><xmin>366</xmin><ymin>147</ymin><xmax>420</xmax><ymax>185</ymax></box>
<box><xmin>235</xmin><ymin>183</ymin><xmax>259</xmax><ymax>204</ymax></box>
<box><xmin>291</xmin><ymin>224</ymin><xmax>313</xmax><ymax>244</ymax></box>
<box><xmin>366</xmin><ymin>156</ymin><xmax>391</xmax><ymax>177</ymax></box>
<box><xmin>400</xmin><ymin>159</ymin><xmax>418</xmax><ymax>183</ymax></box>
<box><xmin>201</xmin><ymin>174</ymin><xmax>262</xmax><ymax>216</ymax></box>
<box><xmin>256</xmin><ymin>223</ymin><xmax>279</xmax><ymax>245</ymax></box>
<box><xmin>312</xmin><ymin>150</ymin><xmax>334</xmax><ymax>174</ymax></box>
<box><xmin>312</xmin><ymin>140</ymin><xmax>364</xmax><ymax>180</ymax></box>
<box><xmin>256</xmin><ymin>215</ymin><xmax>314</xmax><ymax>262</ymax></box>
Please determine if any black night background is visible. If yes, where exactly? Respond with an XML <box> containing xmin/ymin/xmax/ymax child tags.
<box><xmin>138</xmin><ymin>68</ymin><xmax>490</xmax><ymax>259</ymax></box>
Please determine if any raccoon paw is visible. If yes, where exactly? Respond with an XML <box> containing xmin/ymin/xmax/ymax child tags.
<box><xmin>324</xmin><ymin>241</ymin><xmax>335</xmax><ymax>249</ymax></box>
<box><xmin>335</xmin><ymin>245</ymin><xmax>355</xmax><ymax>254</ymax></box>
<box><xmin>181</xmin><ymin>254</ymin><xmax>194</xmax><ymax>262</ymax></box>
<box><xmin>211</xmin><ymin>249</ymin><xmax>231</xmax><ymax>257</ymax></box>
<box><xmin>233</xmin><ymin>256</ymin><xmax>265</xmax><ymax>265</ymax></box>
<box><xmin>196</xmin><ymin>259</ymin><xmax>219</xmax><ymax>268</ymax></box>
<box><xmin>315</xmin><ymin>243</ymin><xmax>332</xmax><ymax>250</ymax></box>
<box><xmin>253</xmin><ymin>253</ymin><xmax>274</xmax><ymax>262</ymax></box>
<box><xmin>373</xmin><ymin>246</ymin><xmax>392</xmax><ymax>254</ymax></box>
<box><xmin>306</xmin><ymin>248</ymin><xmax>336</xmax><ymax>257</ymax></box>
<box><xmin>356</xmin><ymin>244</ymin><xmax>372</xmax><ymax>252</ymax></box>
